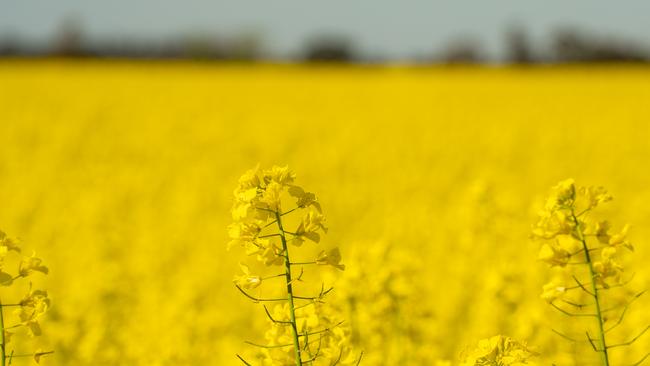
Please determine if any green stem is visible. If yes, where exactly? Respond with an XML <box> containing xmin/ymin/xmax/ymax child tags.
<box><xmin>0</xmin><ymin>297</ymin><xmax>5</xmax><ymax>366</ymax></box>
<box><xmin>572</xmin><ymin>210</ymin><xmax>610</xmax><ymax>366</ymax></box>
<box><xmin>275</xmin><ymin>211</ymin><xmax>303</xmax><ymax>366</ymax></box>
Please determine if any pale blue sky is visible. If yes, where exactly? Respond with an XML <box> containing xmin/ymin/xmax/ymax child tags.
<box><xmin>2</xmin><ymin>0</ymin><xmax>649</xmax><ymax>59</ymax></box>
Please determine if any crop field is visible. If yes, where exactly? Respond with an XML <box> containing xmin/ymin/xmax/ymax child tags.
<box><xmin>0</xmin><ymin>61</ymin><xmax>649</xmax><ymax>365</ymax></box>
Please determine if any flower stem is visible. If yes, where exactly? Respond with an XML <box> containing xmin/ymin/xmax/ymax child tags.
<box><xmin>572</xmin><ymin>210</ymin><xmax>610</xmax><ymax>366</ymax></box>
<box><xmin>275</xmin><ymin>211</ymin><xmax>303</xmax><ymax>366</ymax></box>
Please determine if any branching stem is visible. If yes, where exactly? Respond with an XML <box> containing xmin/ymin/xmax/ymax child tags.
<box><xmin>275</xmin><ymin>211</ymin><xmax>303</xmax><ymax>366</ymax></box>
<box><xmin>572</xmin><ymin>209</ymin><xmax>609</xmax><ymax>366</ymax></box>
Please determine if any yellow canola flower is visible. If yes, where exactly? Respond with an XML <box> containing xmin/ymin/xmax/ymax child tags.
<box><xmin>557</xmin><ymin>235</ymin><xmax>582</xmax><ymax>253</ymax></box>
<box><xmin>233</xmin><ymin>263</ymin><xmax>262</xmax><ymax>289</ymax></box>
<box><xmin>291</xmin><ymin>211</ymin><xmax>328</xmax><ymax>246</ymax></box>
<box><xmin>288</xmin><ymin>186</ymin><xmax>322</xmax><ymax>212</ymax></box>
<box><xmin>231</xmin><ymin>203</ymin><xmax>250</xmax><ymax>221</ymax></box>
<box><xmin>260</xmin><ymin>181</ymin><xmax>283</xmax><ymax>211</ymax></box>
<box><xmin>579</xmin><ymin>185</ymin><xmax>612</xmax><ymax>209</ymax></box>
<box><xmin>18</xmin><ymin>252</ymin><xmax>49</xmax><ymax>277</ymax></box>
<box><xmin>532</xmin><ymin>180</ymin><xmax>616</xmax><ymax>241</ymax></box>
<box><xmin>227</xmin><ymin>221</ymin><xmax>263</xmax><ymax>250</ymax></box>
<box><xmin>0</xmin><ymin>245</ymin><xmax>13</xmax><ymax>286</ymax></box>
<box><xmin>230</xmin><ymin>164</ymin><xmax>329</xmax><ymax>264</ymax></box>
<box><xmin>537</xmin><ymin>235</ymin><xmax>581</xmax><ymax>267</ymax></box>
<box><xmin>584</xmin><ymin>219</ymin><xmax>612</xmax><ymax>244</ymax></box>
<box><xmin>234</xmin><ymin>186</ymin><xmax>258</xmax><ymax>203</ymax></box>
<box><xmin>259</xmin><ymin>242</ymin><xmax>285</xmax><ymax>266</ymax></box>
<box><xmin>537</xmin><ymin>244</ymin><xmax>569</xmax><ymax>267</ymax></box>
<box><xmin>17</xmin><ymin>287</ymin><xmax>51</xmax><ymax>337</ymax></box>
<box><xmin>237</xmin><ymin>165</ymin><xmax>263</xmax><ymax>190</ymax></box>
<box><xmin>540</xmin><ymin>281</ymin><xmax>566</xmax><ymax>303</ymax></box>
<box><xmin>262</xmin><ymin>165</ymin><xmax>296</xmax><ymax>186</ymax></box>
<box><xmin>601</xmin><ymin>246</ymin><xmax>615</xmax><ymax>259</ymax></box>
<box><xmin>593</xmin><ymin>247</ymin><xmax>623</xmax><ymax>288</ymax></box>
<box><xmin>532</xmin><ymin>210</ymin><xmax>574</xmax><ymax>240</ymax></box>
<box><xmin>316</xmin><ymin>248</ymin><xmax>345</xmax><ymax>271</ymax></box>
<box><xmin>544</xmin><ymin>178</ymin><xmax>576</xmax><ymax>211</ymax></box>
<box><xmin>0</xmin><ymin>231</ymin><xmax>21</xmax><ymax>253</ymax></box>
<box><xmin>584</xmin><ymin>220</ymin><xmax>634</xmax><ymax>251</ymax></box>
<box><xmin>609</xmin><ymin>223</ymin><xmax>633</xmax><ymax>250</ymax></box>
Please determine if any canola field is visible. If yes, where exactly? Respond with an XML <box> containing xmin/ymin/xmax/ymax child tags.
<box><xmin>0</xmin><ymin>61</ymin><xmax>649</xmax><ymax>365</ymax></box>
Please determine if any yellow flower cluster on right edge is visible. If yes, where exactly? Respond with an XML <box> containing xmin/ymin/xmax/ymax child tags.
<box><xmin>532</xmin><ymin>179</ymin><xmax>645</xmax><ymax>366</ymax></box>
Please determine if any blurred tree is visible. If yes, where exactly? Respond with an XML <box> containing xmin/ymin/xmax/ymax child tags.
<box><xmin>54</xmin><ymin>16</ymin><xmax>85</xmax><ymax>57</ymax></box>
<box><xmin>303</xmin><ymin>35</ymin><xmax>355</xmax><ymax>62</ymax></box>
<box><xmin>552</xmin><ymin>28</ymin><xmax>648</xmax><ymax>63</ymax></box>
<box><xmin>505</xmin><ymin>24</ymin><xmax>534</xmax><ymax>64</ymax></box>
<box><xmin>439</xmin><ymin>36</ymin><xmax>484</xmax><ymax>64</ymax></box>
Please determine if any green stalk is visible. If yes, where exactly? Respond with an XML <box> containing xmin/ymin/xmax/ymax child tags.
<box><xmin>572</xmin><ymin>210</ymin><xmax>610</xmax><ymax>366</ymax></box>
<box><xmin>0</xmin><ymin>298</ymin><xmax>5</xmax><ymax>366</ymax></box>
<box><xmin>275</xmin><ymin>211</ymin><xmax>302</xmax><ymax>366</ymax></box>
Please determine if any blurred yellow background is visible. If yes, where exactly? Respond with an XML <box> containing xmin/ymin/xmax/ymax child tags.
<box><xmin>0</xmin><ymin>61</ymin><xmax>649</xmax><ymax>365</ymax></box>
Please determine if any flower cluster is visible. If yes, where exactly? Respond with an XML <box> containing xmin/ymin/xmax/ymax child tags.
<box><xmin>460</xmin><ymin>335</ymin><xmax>537</xmax><ymax>366</ymax></box>
<box><xmin>228</xmin><ymin>165</ymin><xmax>355</xmax><ymax>366</ymax></box>
<box><xmin>0</xmin><ymin>230</ymin><xmax>53</xmax><ymax>365</ymax></box>
<box><xmin>533</xmin><ymin>179</ymin><xmax>632</xmax><ymax>289</ymax></box>
<box><xmin>228</xmin><ymin>165</ymin><xmax>334</xmax><ymax>271</ymax></box>
<box><xmin>533</xmin><ymin>179</ymin><xmax>646</xmax><ymax>365</ymax></box>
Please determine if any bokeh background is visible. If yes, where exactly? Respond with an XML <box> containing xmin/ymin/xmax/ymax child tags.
<box><xmin>1</xmin><ymin>1</ymin><xmax>649</xmax><ymax>365</ymax></box>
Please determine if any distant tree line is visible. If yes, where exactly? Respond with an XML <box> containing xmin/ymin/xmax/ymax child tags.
<box><xmin>1</xmin><ymin>20</ymin><xmax>648</xmax><ymax>63</ymax></box>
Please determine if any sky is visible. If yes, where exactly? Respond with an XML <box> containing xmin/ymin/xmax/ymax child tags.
<box><xmin>2</xmin><ymin>0</ymin><xmax>650</xmax><ymax>60</ymax></box>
